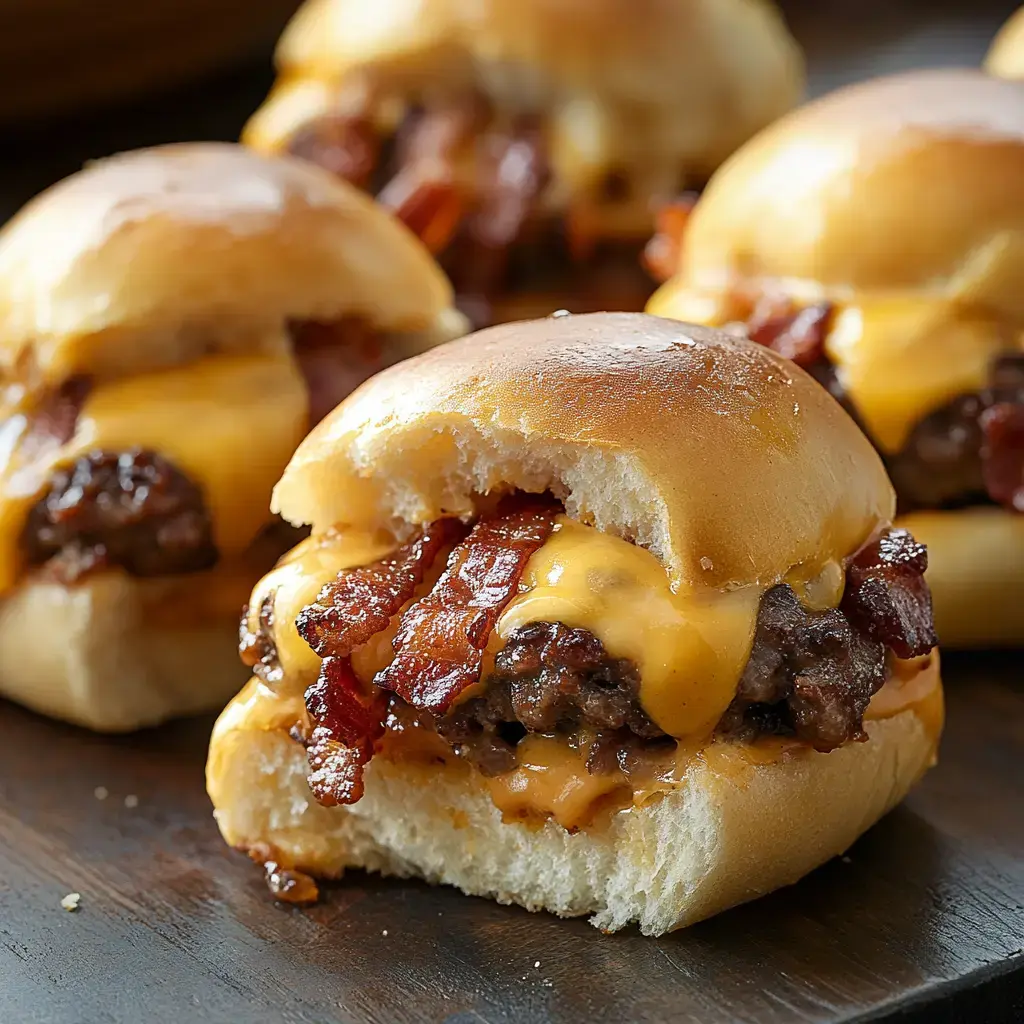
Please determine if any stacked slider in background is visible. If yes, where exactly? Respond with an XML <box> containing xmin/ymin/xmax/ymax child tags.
<box><xmin>243</xmin><ymin>0</ymin><xmax>804</xmax><ymax>325</ymax></box>
<box><xmin>648</xmin><ymin>69</ymin><xmax>1024</xmax><ymax>647</ymax></box>
<box><xmin>208</xmin><ymin>312</ymin><xmax>942</xmax><ymax>935</ymax></box>
<box><xmin>0</xmin><ymin>142</ymin><xmax>465</xmax><ymax>731</ymax></box>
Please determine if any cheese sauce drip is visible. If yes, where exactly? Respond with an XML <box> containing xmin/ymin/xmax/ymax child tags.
<box><xmin>0</xmin><ymin>352</ymin><xmax>308</xmax><ymax>593</ymax></box>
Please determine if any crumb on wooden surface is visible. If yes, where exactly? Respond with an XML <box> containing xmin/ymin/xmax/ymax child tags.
<box><xmin>61</xmin><ymin>893</ymin><xmax>81</xmax><ymax>912</ymax></box>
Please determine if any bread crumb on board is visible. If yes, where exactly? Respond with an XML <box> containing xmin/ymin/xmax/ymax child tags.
<box><xmin>61</xmin><ymin>893</ymin><xmax>81</xmax><ymax>912</ymax></box>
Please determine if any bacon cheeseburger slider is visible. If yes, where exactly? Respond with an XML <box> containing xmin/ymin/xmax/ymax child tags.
<box><xmin>208</xmin><ymin>312</ymin><xmax>941</xmax><ymax>935</ymax></box>
<box><xmin>649</xmin><ymin>70</ymin><xmax>1024</xmax><ymax>646</ymax></box>
<box><xmin>0</xmin><ymin>142</ymin><xmax>464</xmax><ymax>731</ymax></box>
<box><xmin>243</xmin><ymin>0</ymin><xmax>803</xmax><ymax>325</ymax></box>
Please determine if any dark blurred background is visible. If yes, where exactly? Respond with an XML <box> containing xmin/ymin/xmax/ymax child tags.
<box><xmin>0</xmin><ymin>0</ymin><xmax>1020</xmax><ymax>222</ymax></box>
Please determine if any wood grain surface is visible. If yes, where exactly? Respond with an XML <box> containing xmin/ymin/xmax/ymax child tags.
<box><xmin>0</xmin><ymin>654</ymin><xmax>1021</xmax><ymax>1023</ymax></box>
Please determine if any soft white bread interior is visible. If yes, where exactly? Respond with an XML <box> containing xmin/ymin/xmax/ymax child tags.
<box><xmin>649</xmin><ymin>69</ymin><xmax>1024</xmax><ymax>321</ymax></box>
<box><xmin>0</xmin><ymin>569</ymin><xmax>251</xmax><ymax>731</ymax></box>
<box><xmin>897</xmin><ymin>508</ymin><xmax>1024</xmax><ymax>648</ymax></box>
<box><xmin>208</xmin><ymin>660</ymin><xmax>941</xmax><ymax>935</ymax></box>
<box><xmin>987</xmin><ymin>6</ymin><xmax>1024</xmax><ymax>80</ymax></box>
<box><xmin>247</xmin><ymin>0</ymin><xmax>803</xmax><ymax>220</ymax></box>
<box><xmin>273</xmin><ymin>312</ymin><xmax>894</xmax><ymax>591</ymax></box>
<box><xmin>0</xmin><ymin>142</ymin><xmax>462</xmax><ymax>385</ymax></box>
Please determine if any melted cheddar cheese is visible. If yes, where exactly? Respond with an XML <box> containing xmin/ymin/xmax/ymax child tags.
<box><xmin>485</xmin><ymin>734</ymin><xmax>633</xmax><ymax>831</ymax></box>
<box><xmin>496</xmin><ymin>517</ymin><xmax>763</xmax><ymax>738</ymax></box>
<box><xmin>824</xmin><ymin>298</ymin><xmax>1016</xmax><ymax>453</ymax></box>
<box><xmin>0</xmin><ymin>352</ymin><xmax>309</xmax><ymax>594</ymax></box>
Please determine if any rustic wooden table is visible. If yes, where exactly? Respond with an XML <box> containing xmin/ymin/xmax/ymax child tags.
<box><xmin>1</xmin><ymin>2</ymin><xmax>1023</xmax><ymax>1021</ymax></box>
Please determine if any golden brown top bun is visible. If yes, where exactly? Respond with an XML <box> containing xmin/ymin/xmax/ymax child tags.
<box><xmin>273</xmin><ymin>312</ymin><xmax>893</xmax><ymax>591</ymax></box>
<box><xmin>0</xmin><ymin>142</ymin><xmax>460</xmax><ymax>387</ymax></box>
<box><xmin>248</xmin><ymin>0</ymin><xmax>803</xmax><ymax>196</ymax></box>
<box><xmin>651</xmin><ymin>69</ymin><xmax>1024</xmax><ymax>322</ymax></box>
<box><xmin>987</xmin><ymin>7</ymin><xmax>1024</xmax><ymax>80</ymax></box>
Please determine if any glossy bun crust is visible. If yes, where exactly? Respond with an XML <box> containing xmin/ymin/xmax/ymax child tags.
<box><xmin>987</xmin><ymin>6</ymin><xmax>1024</xmax><ymax>80</ymax></box>
<box><xmin>274</xmin><ymin>312</ymin><xmax>894</xmax><ymax>590</ymax></box>
<box><xmin>247</xmin><ymin>0</ymin><xmax>803</xmax><ymax>207</ymax></box>
<box><xmin>649</xmin><ymin>70</ymin><xmax>1024</xmax><ymax>322</ymax></box>
<box><xmin>0</xmin><ymin>142</ymin><xmax>459</xmax><ymax>385</ymax></box>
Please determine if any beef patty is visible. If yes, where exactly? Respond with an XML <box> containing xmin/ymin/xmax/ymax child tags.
<box><xmin>22</xmin><ymin>449</ymin><xmax>217</xmax><ymax>581</ymax></box>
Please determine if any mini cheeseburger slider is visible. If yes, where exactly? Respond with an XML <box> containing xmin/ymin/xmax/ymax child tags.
<box><xmin>208</xmin><ymin>312</ymin><xmax>941</xmax><ymax>935</ymax></box>
<box><xmin>0</xmin><ymin>142</ymin><xmax>465</xmax><ymax>731</ymax></box>
<box><xmin>987</xmin><ymin>6</ymin><xmax>1024</xmax><ymax>80</ymax></box>
<box><xmin>648</xmin><ymin>69</ymin><xmax>1024</xmax><ymax>647</ymax></box>
<box><xmin>242</xmin><ymin>0</ymin><xmax>803</xmax><ymax>326</ymax></box>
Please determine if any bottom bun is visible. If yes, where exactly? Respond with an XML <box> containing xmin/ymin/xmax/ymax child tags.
<box><xmin>897</xmin><ymin>507</ymin><xmax>1024</xmax><ymax>648</ymax></box>
<box><xmin>208</xmin><ymin>660</ymin><xmax>941</xmax><ymax>935</ymax></box>
<box><xmin>0</xmin><ymin>566</ymin><xmax>253</xmax><ymax>732</ymax></box>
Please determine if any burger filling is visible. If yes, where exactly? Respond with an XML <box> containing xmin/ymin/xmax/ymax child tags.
<box><xmin>744</xmin><ymin>299</ymin><xmax>1024</xmax><ymax>515</ymax></box>
<box><xmin>241</xmin><ymin>496</ymin><xmax>936</xmax><ymax>820</ymax></box>
<box><xmin>285</xmin><ymin>104</ymin><xmax>657</xmax><ymax>326</ymax></box>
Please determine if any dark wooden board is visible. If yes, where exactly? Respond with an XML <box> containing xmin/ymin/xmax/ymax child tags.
<box><xmin>0</xmin><ymin>653</ymin><xmax>1021</xmax><ymax>1024</ymax></box>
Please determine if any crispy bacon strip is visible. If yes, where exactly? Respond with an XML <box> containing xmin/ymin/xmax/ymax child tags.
<box><xmin>747</xmin><ymin>300</ymin><xmax>834</xmax><ymax>369</ymax></box>
<box><xmin>443</xmin><ymin>126</ymin><xmax>547</xmax><ymax>315</ymax></box>
<box><xmin>386</xmin><ymin>178</ymin><xmax>464</xmax><ymax>254</ymax></box>
<box><xmin>981</xmin><ymin>401</ymin><xmax>1024</xmax><ymax>512</ymax></box>
<box><xmin>297</xmin><ymin>518</ymin><xmax>468</xmax><ymax>805</ymax></box>
<box><xmin>467</xmin><ymin>126</ymin><xmax>548</xmax><ymax>250</ymax></box>
<box><xmin>286</xmin><ymin>115</ymin><xmax>380</xmax><ymax>188</ymax></box>
<box><xmin>239</xmin><ymin>593</ymin><xmax>281</xmax><ymax>685</ymax></box>
<box><xmin>642</xmin><ymin>194</ymin><xmax>698</xmax><ymax>283</ymax></box>
<box><xmin>297</xmin><ymin>518</ymin><xmax>468</xmax><ymax>658</ymax></box>
<box><xmin>376</xmin><ymin>497</ymin><xmax>559</xmax><ymax>714</ymax></box>
<box><xmin>378</xmin><ymin>107</ymin><xmax>476</xmax><ymax>254</ymax></box>
<box><xmin>841</xmin><ymin>529</ymin><xmax>937</xmax><ymax>660</ymax></box>
<box><xmin>304</xmin><ymin>658</ymin><xmax>385</xmax><ymax>806</ymax></box>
